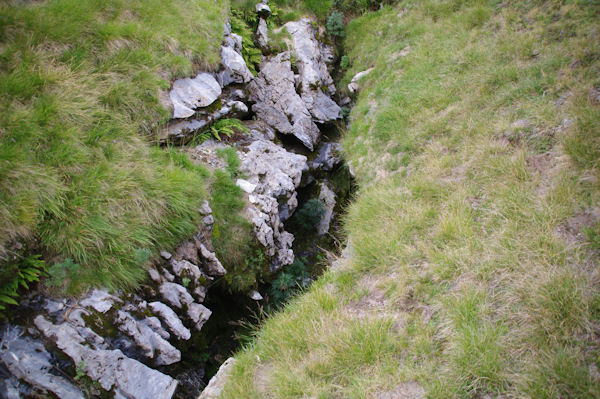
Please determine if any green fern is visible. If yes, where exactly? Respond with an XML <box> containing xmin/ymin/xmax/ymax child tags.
<box><xmin>0</xmin><ymin>255</ymin><xmax>46</xmax><ymax>311</ymax></box>
<box><xmin>230</xmin><ymin>14</ymin><xmax>262</xmax><ymax>74</ymax></box>
<box><xmin>210</xmin><ymin>119</ymin><xmax>249</xmax><ymax>141</ymax></box>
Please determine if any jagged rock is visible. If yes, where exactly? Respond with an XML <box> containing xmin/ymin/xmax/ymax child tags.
<box><xmin>348</xmin><ymin>67</ymin><xmax>374</xmax><ymax>93</ymax></box>
<box><xmin>194</xmin><ymin>285</ymin><xmax>208</xmax><ymax>302</ymax></box>
<box><xmin>188</xmin><ymin>303</ymin><xmax>212</xmax><ymax>331</ymax></box>
<box><xmin>255</xmin><ymin>3</ymin><xmax>271</xmax><ymax>19</ymax></box>
<box><xmin>284</xmin><ymin>19</ymin><xmax>341</xmax><ymax>123</ymax></box>
<box><xmin>308</xmin><ymin>142</ymin><xmax>342</xmax><ymax>172</ymax></box>
<box><xmin>43</xmin><ymin>298</ymin><xmax>65</xmax><ymax>314</ymax></box>
<box><xmin>317</xmin><ymin>183</ymin><xmax>336</xmax><ymax>235</ymax></box>
<box><xmin>34</xmin><ymin>316</ymin><xmax>178</xmax><ymax>399</ymax></box>
<box><xmin>149</xmin><ymin>268</ymin><xmax>162</xmax><ymax>283</ymax></box>
<box><xmin>162</xmin><ymin>267</ymin><xmax>175</xmax><ymax>282</ymax></box>
<box><xmin>224</xmin><ymin>32</ymin><xmax>243</xmax><ymax>54</ymax></box>
<box><xmin>0</xmin><ymin>376</ymin><xmax>21</xmax><ymax>399</ymax></box>
<box><xmin>0</xmin><ymin>326</ymin><xmax>85</xmax><ymax>399</ymax></box>
<box><xmin>176</xmin><ymin>241</ymin><xmax>200</xmax><ymax>264</ymax></box>
<box><xmin>248</xmin><ymin>52</ymin><xmax>321</xmax><ymax>150</ymax></box>
<box><xmin>149</xmin><ymin>302</ymin><xmax>191</xmax><ymax>341</ymax></box>
<box><xmin>144</xmin><ymin>316</ymin><xmax>171</xmax><ymax>340</ymax></box>
<box><xmin>217</xmin><ymin>46</ymin><xmax>253</xmax><ymax>87</ymax></box>
<box><xmin>80</xmin><ymin>289</ymin><xmax>121</xmax><ymax>313</ymax></box>
<box><xmin>247</xmin><ymin>194</ymin><xmax>295</xmax><ymax>268</ymax></box>
<box><xmin>114</xmin><ymin>311</ymin><xmax>181</xmax><ymax>366</ymax></box>
<box><xmin>238</xmin><ymin>139</ymin><xmax>306</xmax><ymax>267</ymax></box>
<box><xmin>170</xmin><ymin>73</ymin><xmax>222</xmax><ymax>119</ymax></box>
<box><xmin>160</xmin><ymin>251</ymin><xmax>173</xmax><ymax>260</ymax></box>
<box><xmin>159</xmin><ymin>282</ymin><xmax>194</xmax><ymax>309</ymax></box>
<box><xmin>199</xmin><ymin>357</ymin><xmax>237</xmax><ymax>399</ymax></box>
<box><xmin>239</xmin><ymin>140</ymin><xmax>307</xmax><ymax>201</ymax></box>
<box><xmin>198</xmin><ymin>243</ymin><xmax>227</xmax><ymax>276</ymax></box>
<box><xmin>257</xmin><ymin>18</ymin><xmax>269</xmax><ymax>50</ymax></box>
<box><xmin>199</xmin><ymin>201</ymin><xmax>212</xmax><ymax>215</ymax></box>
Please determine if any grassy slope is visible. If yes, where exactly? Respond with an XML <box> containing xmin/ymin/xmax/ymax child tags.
<box><xmin>0</xmin><ymin>0</ymin><xmax>226</xmax><ymax>291</ymax></box>
<box><xmin>222</xmin><ymin>1</ymin><xmax>600</xmax><ymax>397</ymax></box>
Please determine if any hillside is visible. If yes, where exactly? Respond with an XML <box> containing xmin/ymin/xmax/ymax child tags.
<box><xmin>221</xmin><ymin>1</ymin><xmax>600</xmax><ymax>397</ymax></box>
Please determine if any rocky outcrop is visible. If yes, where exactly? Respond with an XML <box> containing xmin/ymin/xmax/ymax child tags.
<box><xmin>248</xmin><ymin>52</ymin><xmax>321</xmax><ymax>150</ymax></box>
<box><xmin>257</xmin><ymin>18</ymin><xmax>269</xmax><ymax>50</ymax></box>
<box><xmin>35</xmin><ymin>316</ymin><xmax>178</xmax><ymax>399</ymax></box>
<box><xmin>0</xmin><ymin>327</ymin><xmax>84</xmax><ymax>399</ymax></box>
<box><xmin>239</xmin><ymin>139</ymin><xmax>307</xmax><ymax>268</ymax></box>
<box><xmin>284</xmin><ymin>19</ymin><xmax>341</xmax><ymax>123</ymax></box>
<box><xmin>218</xmin><ymin>46</ymin><xmax>253</xmax><ymax>87</ymax></box>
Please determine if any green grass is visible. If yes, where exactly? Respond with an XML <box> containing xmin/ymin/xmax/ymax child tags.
<box><xmin>222</xmin><ymin>0</ymin><xmax>600</xmax><ymax>397</ymax></box>
<box><xmin>0</xmin><ymin>0</ymin><xmax>227</xmax><ymax>292</ymax></box>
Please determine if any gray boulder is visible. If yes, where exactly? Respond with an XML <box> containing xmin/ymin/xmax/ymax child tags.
<box><xmin>308</xmin><ymin>142</ymin><xmax>342</xmax><ymax>172</ymax></box>
<box><xmin>199</xmin><ymin>357</ymin><xmax>237</xmax><ymax>399</ymax></box>
<box><xmin>80</xmin><ymin>289</ymin><xmax>121</xmax><ymax>313</ymax></box>
<box><xmin>255</xmin><ymin>3</ymin><xmax>271</xmax><ymax>19</ymax></box>
<box><xmin>284</xmin><ymin>19</ymin><xmax>341</xmax><ymax>123</ymax></box>
<box><xmin>148</xmin><ymin>302</ymin><xmax>191</xmax><ymax>341</ymax></box>
<box><xmin>114</xmin><ymin>311</ymin><xmax>181</xmax><ymax>366</ymax></box>
<box><xmin>34</xmin><ymin>316</ymin><xmax>178</xmax><ymax>399</ymax></box>
<box><xmin>0</xmin><ymin>326</ymin><xmax>85</xmax><ymax>399</ymax></box>
<box><xmin>248</xmin><ymin>52</ymin><xmax>321</xmax><ymax>150</ymax></box>
<box><xmin>170</xmin><ymin>73</ymin><xmax>222</xmax><ymax>119</ymax></box>
<box><xmin>217</xmin><ymin>46</ymin><xmax>253</xmax><ymax>87</ymax></box>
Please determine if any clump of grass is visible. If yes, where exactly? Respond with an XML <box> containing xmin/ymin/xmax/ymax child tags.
<box><xmin>0</xmin><ymin>0</ymin><xmax>227</xmax><ymax>292</ymax></box>
<box><xmin>222</xmin><ymin>1</ymin><xmax>600</xmax><ymax>397</ymax></box>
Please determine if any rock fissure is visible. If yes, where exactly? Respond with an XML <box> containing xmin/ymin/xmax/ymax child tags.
<box><xmin>0</xmin><ymin>4</ymin><xmax>355</xmax><ymax>398</ymax></box>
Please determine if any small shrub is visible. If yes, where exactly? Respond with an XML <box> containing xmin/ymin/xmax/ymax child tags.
<box><xmin>340</xmin><ymin>55</ymin><xmax>350</xmax><ymax>70</ymax></box>
<box><xmin>294</xmin><ymin>198</ymin><xmax>325</xmax><ymax>232</ymax></box>
<box><xmin>326</xmin><ymin>11</ymin><xmax>345</xmax><ymax>39</ymax></box>
<box><xmin>268</xmin><ymin>258</ymin><xmax>310</xmax><ymax>308</ymax></box>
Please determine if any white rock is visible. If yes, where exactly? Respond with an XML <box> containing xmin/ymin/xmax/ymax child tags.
<box><xmin>148</xmin><ymin>302</ymin><xmax>191</xmax><ymax>341</ymax></box>
<box><xmin>170</xmin><ymin>73</ymin><xmax>221</xmax><ymax>119</ymax></box>
<box><xmin>199</xmin><ymin>358</ymin><xmax>237</xmax><ymax>399</ymax></box>
<box><xmin>236</xmin><ymin>178</ymin><xmax>257</xmax><ymax>193</ymax></box>
<box><xmin>249</xmin><ymin>290</ymin><xmax>263</xmax><ymax>301</ymax></box>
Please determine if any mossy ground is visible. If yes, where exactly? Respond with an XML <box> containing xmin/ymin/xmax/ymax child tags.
<box><xmin>222</xmin><ymin>1</ymin><xmax>600</xmax><ymax>397</ymax></box>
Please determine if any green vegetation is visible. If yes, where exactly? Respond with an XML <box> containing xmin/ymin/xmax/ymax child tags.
<box><xmin>268</xmin><ymin>257</ymin><xmax>311</xmax><ymax>308</ymax></box>
<box><xmin>0</xmin><ymin>255</ymin><xmax>46</xmax><ymax>311</ymax></box>
<box><xmin>223</xmin><ymin>0</ymin><xmax>600</xmax><ymax>397</ymax></box>
<box><xmin>292</xmin><ymin>198</ymin><xmax>325</xmax><ymax>232</ymax></box>
<box><xmin>326</xmin><ymin>10</ymin><xmax>345</xmax><ymax>39</ymax></box>
<box><xmin>230</xmin><ymin>13</ymin><xmax>262</xmax><ymax>74</ymax></box>
<box><xmin>0</xmin><ymin>0</ymin><xmax>227</xmax><ymax>292</ymax></box>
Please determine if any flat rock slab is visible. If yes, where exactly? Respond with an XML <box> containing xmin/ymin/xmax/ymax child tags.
<box><xmin>34</xmin><ymin>316</ymin><xmax>178</xmax><ymax>399</ymax></box>
<box><xmin>170</xmin><ymin>73</ymin><xmax>221</xmax><ymax>119</ymax></box>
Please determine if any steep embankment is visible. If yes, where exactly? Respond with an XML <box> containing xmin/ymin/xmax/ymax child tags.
<box><xmin>0</xmin><ymin>0</ymin><xmax>226</xmax><ymax>292</ymax></box>
<box><xmin>222</xmin><ymin>1</ymin><xmax>600</xmax><ymax>398</ymax></box>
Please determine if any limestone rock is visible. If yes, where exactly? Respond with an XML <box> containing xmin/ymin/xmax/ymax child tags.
<box><xmin>114</xmin><ymin>311</ymin><xmax>181</xmax><ymax>366</ymax></box>
<box><xmin>148</xmin><ymin>302</ymin><xmax>191</xmax><ymax>341</ymax></box>
<box><xmin>317</xmin><ymin>183</ymin><xmax>336</xmax><ymax>235</ymax></box>
<box><xmin>257</xmin><ymin>18</ymin><xmax>269</xmax><ymax>50</ymax></box>
<box><xmin>348</xmin><ymin>67</ymin><xmax>374</xmax><ymax>93</ymax></box>
<box><xmin>248</xmin><ymin>52</ymin><xmax>321</xmax><ymax>150</ymax></box>
<box><xmin>236</xmin><ymin>178</ymin><xmax>256</xmax><ymax>193</ymax></box>
<box><xmin>198</xmin><ymin>243</ymin><xmax>227</xmax><ymax>276</ymax></box>
<box><xmin>284</xmin><ymin>19</ymin><xmax>341</xmax><ymax>123</ymax></box>
<box><xmin>0</xmin><ymin>326</ymin><xmax>85</xmax><ymax>399</ymax></box>
<box><xmin>255</xmin><ymin>3</ymin><xmax>271</xmax><ymax>19</ymax></box>
<box><xmin>159</xmin><ymin>282</ymin><xmax>194</xmax><ymax>309</ymax></box>
<box><xmin>199</xmin><ymin>357</ymin><xmax>237</xmax><ymax>399</ymax></box>
<box><xmin>80</xmin><ymin>289</ymin><xmax>121</xmax><ymax>314</ymax></box>
<box><xmin>34</xmin><ymin>316</ymin><xmax>178</xmax><ymax>399</ymax></box>
<box><xmin>217</xmin><ymin>46</ymin><xmax>253</xmax><ymax>87</ymax></box>
<box><xmin>188</xmin><ymin>303</ymin><xmax>212</xmax><ymax>331</ymax></box>
<box><xmin>308</xmin><ymin>142</ymin><xmax>342</xmax><ymax>172</ymax></box>
<box><xmin>170</xmin><ymin>73</ymin><xmax>222</xmax><ymax>119</ymax></box>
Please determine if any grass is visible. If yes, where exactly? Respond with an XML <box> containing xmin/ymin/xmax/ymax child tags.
<box><xmin>222</xmin><ymin>0</ymin><xmax>600</xmax><ymax>397</ymax></box>
<box><xmin>0</xmin><ymin>0</ymin><xmax>227</xmax><ymax>292</ymax></box>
